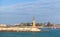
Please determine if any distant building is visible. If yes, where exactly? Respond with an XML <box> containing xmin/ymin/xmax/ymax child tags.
<box><xmin>0</xmin><ymin>24</ymin><xmax>7</xmax><ymax>27</ymax></box>
<box><xmin>14</xmin><ymin>24</ymin><xmax>19</xmax><ymax>25</ymax></box>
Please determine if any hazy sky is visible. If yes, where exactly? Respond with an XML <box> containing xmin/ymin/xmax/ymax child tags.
<box><xmin>0</xmin><ymin>0</ymin><xmax>60</xmax><ymax>24</ymax></box>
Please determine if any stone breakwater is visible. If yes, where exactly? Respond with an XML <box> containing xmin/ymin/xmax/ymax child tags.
<box><xmin>0</xmin><ymin>27</ymin><xmax>41</xmax><ymax>32</ymax></box>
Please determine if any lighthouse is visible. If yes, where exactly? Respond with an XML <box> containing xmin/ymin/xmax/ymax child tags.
<box><xmin>32</xmin><ymin>17</ymin><xmax>36</xmax><ymax>28</ymax></box>
<box><xmin>30</xmin><ymin>17</ymin><xmax>41</xmax><ymax>31</ymax></box>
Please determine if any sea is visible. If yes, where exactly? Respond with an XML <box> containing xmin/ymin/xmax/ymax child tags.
<box><xmin>0</xmin><ymin>28</ymin><xmax>60</xmax><ymax>37</ymax></box>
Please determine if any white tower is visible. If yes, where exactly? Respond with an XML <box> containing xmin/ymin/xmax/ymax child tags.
<box><xmin>32</xmin><ymin>17</ymin><xmax>36</xmax><ymax>28</ymax></box>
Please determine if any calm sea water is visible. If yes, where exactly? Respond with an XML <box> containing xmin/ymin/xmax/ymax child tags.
<box><xmin>0</xmin><ymin>28</ymin><xmax>60</xmax><ymax>37</ymax></box>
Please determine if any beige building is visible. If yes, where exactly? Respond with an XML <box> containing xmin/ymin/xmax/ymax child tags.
<box><xmin>0</xmin><ymin>24</ymin><xmax>7</xmax><ymax>28</ymax></box>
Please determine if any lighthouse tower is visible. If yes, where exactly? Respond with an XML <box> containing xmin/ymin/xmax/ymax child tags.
<box><xmin>30</xmin><ymin>17</ymin><xmax>41</xmax><ymax>31</ymax></box>
<box><xmin>32</xmin><ymin>17</ymin><xmax>36</xmax><ymax>28</ymax></box>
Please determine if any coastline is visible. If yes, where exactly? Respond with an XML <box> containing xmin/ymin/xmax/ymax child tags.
<box><xmin>0</xmin><ymin>26</ymin><xmax>60</xmax><ymax>32</ymax></box>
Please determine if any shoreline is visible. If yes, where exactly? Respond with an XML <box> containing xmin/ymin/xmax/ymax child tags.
<box><xmin>0</xmin><ymin>25</ymin><xmax>60</xmax><ymax>32</ymax></box>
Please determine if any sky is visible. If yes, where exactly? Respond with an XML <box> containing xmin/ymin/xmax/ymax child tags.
<box><xmin>0</xmin><ymin>0</ymin><xmax>60</xmax><ymax>24</ymax></box>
